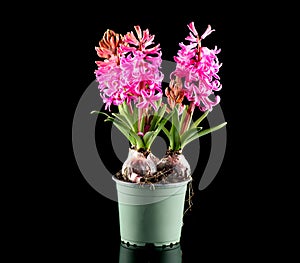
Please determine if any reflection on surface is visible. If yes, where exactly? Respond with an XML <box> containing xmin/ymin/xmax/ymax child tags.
<box><xmin>119</xmin><ymin>242</ymin><xmax>182</xmax><ymax>263</ymax></box>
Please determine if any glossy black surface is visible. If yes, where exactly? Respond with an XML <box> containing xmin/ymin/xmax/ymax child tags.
<box><xmin>119</xmin><ymin>242</ymin><xmax>182</xmax><ymax>263</ymax></box>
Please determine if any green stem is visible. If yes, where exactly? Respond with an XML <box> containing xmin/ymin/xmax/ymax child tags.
<box><xmin>138</xmin><ymin>98</ymin><xmax>143</xmax><ymax>133</ymax></box>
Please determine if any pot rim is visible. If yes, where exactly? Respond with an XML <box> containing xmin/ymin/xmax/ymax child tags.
<box><xmin>112</xmin><ymin>175</ymin><xmax>192</xmax><ymax>189</ymax></box>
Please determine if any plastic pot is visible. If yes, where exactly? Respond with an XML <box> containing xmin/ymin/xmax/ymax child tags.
<box><xmin>112</xmin><ymin>176</ymin><xmax>192</xmax><ymax>247</ymax></box>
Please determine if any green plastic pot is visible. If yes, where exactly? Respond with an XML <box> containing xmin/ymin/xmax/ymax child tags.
<box><xmin>112</xmin><ymin>176</ymin><xmax>192</xmax><ymax>247</ymax></box>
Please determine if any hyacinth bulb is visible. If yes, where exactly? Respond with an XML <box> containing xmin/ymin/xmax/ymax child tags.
<box><xmin>121</xmin><ymin>148</ymin><xmax>158</xmax><ymax>183</ymax></box>
<box><xmin>156</xmin><ymin>150</ymin><xmax>191</xmax><ymax>183</ymax></box>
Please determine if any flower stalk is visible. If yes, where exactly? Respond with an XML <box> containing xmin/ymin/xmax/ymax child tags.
<box><xmin>162</xmin><ymin>22</ymin><xmax>227</xmax><ymax>152</ymax></box>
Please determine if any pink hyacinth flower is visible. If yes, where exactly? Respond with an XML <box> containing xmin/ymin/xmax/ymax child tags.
<box><xmin>136</xmin><ymin>89</ymin><xmax>162</xmax><ymax>110</ymax></box>
<box><xmin>170</xmin><ymin>21</ymin><xmax>222</xmax><ymax>112</ymax></box>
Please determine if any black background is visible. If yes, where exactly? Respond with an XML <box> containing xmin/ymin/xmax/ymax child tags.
<box><xmin>15</xmin><ymin>7</ymin><xmax>292</xmax><ymax>262</ymax></box>
<box><xmin>66</xmin><ymin>13</ymin><xmax>257</xmax><ymax>262</ymax></box>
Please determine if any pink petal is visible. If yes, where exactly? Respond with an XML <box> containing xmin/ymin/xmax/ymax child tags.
<box><xmin>185</xmin><ymin>32</ymin><xmax>197</xmax><ymax>42</ymax></box>
<box><xmin>187</xmin><ymin>22</ymin><xmax>198</xmax><ymax>36</ymax></box>
<box><xmin>134</xmin><ymin>25</ymin><xmax>142</xmax><ymax>40</ymax></box>
<box><xmin>201</xmin><ymin>25</ymin><xmax>215</xmax><ymax>40</ymax></box>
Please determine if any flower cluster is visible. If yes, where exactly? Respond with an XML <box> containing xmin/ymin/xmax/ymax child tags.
<box><xmin>94</xmin><ymin>26</ymin><xmax>164</xmax><ymax>111</ymax></box>
<box><xmin>162</xmin><ymin>22</ymin><xmax>225</xmax><ymax>152</ymax></box>
<box><xmin>167</xmin><ymin>22</ymin><xmax>222</xmax><ymax>112</ymax></box>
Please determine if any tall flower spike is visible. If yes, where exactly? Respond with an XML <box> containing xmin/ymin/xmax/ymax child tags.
<box><xmin>170</xmin><ymin>22</ymin><xmax>222</xmax><ymax>112</ymax></box>
<box><xmin>95</xmin><ymin>25</ymin><xmax>164</xmax><ymax>111</ymax></box>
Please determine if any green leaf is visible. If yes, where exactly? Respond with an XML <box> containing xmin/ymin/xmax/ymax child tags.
<box><xmin>140</xmin><ymin>114</ymin><xmax>146</xmax><ymax>134</ymax></box>
<box><xmin>111</xmin><ymin>112</ymin><xmax>127</xmax><ymax>122</ymax></box>
<box><xmin>112</xmin><ymin>113</ymin><xmax>132</xmax><ymax>130</ymax></box>
<box><xmin>128</xmin><ymin>130</ymin><xmax>145</xmax><ymax>150</ymax></box>
<box><xmin>90</xmin><ymin>111</ymin><xmax>114</xmax><ymax>121</ymax></box>
<box><xmin>149</xmin><ymin>103</ymin><xmax>167</xmax><ymax>131</ymax></box>
<box><xmin>155</xmin><ymin>98</ymin><xmax>162</xmax><ymax>109</ymax></box>
<box><xmin>111</xmin><ymin>117</ymin><xmax>145</xmax><ymax>149</ymax></box>
<box><xmin>181</xmin><ymin>122</ymin><xmax>227</xmax><ymax>148</ymax></box>
<box><xmin>149</xmin><ymin>114</ymin><xmax>158</xmax><ymax>131</ymax></box>
<box><xmin>191</xmin><ymin>110</ymin><xmax>209</xmax><ymax>128</ymax></box>
<box><xmin>143</xmin><ymin>131</ymin><xmax>155</xmax><ymax>149</ymax></box>
<box><xmin>174</xmin><ymin>105</ymin><xmax>181</xmax><ymax>132</ymax></box>
<box><xmin>155</xmin><ymin>104</ymin><xmax>167</xmax><ymax>127</ymax></box>
<box><xmin>122</xmin><ymin>103</ymin><xmax>129</xmax><ymax>115</ymax></box>
<box><xmin>170</xmin><ymin>106</ymin><xmax>181</xmax><ymax>150</ymax></box>
<box><xmin>117</xmin><ymin>103</ymin><xmax>125</xmax><ymax>115</ymax></box>
<box><xmin>90</xmin><ymin>110</ymin><xmax>113</xmax><ymax>120</ymax></box>
<box><xmin>118</xmin><ymin>104</ymin><xmax>136</xmax><ymax>132</ymax></box>
<box><xmin>197</xmin><ymin>122</ymin><xmax>227</xmax><ymax>137</ymax></box>
<box><xmin>128</xmin><ymin>134</ymin><xmax>136</xmax><ymax>147</ymax></box>
<box><xmin>147</xmin><ymin>111</ymin><xmax>174</xmax><ymax>149</ymax></box>
<box><xmin>123</xmin><ymin>103</ymin><xmax>135</xmax><ymax>127</ymax></box>
<box><xmin>133</xmin><ymin>105</ymin><xmax>139</xmax><ymax>131</ymax></box>
<box><xmin>90</xmin><ymin>109</ymin><xmax>140</xmax><ymax>148</ymax></box>
<box><xmin>161</xmin><ymin>126</ymin><xmax>170</xmax><ymax>138</ymax></box>
<box><xmin>111</xmin><ymin>119</ymin><xmax>135</xmax><ymax>145</ymax></box>
<box><xmin>180</xmin><ymin>127</ymin><xmax>203</xmax><ymax>147</ymax></box>
<box><xmin>90</xmin><ymin>110</ymin><xmax>102</xmax><ymax>115</ymax></box>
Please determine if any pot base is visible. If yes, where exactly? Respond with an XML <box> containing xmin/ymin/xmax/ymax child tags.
<box><xmin>121</xmin><ymin>239</ymin><xmax>180</xmax><ymax>247</ymax></box>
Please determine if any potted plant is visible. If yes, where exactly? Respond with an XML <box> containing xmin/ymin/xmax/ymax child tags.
<box><xmin>91</xmin><ymin>21</ymin><xmax>227</xmax><ymax>247</ymax></box>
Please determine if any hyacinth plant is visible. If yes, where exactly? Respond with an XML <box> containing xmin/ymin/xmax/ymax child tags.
<box><xmin>91</xmin><ymin>26</ymin><xmax>172</xmax><ymax>183</ymax></box>
<box><xmin>156</xmin><ymin>22</ymin><xmax>227</xmax><ymax>183</ymax></box>
<box><xmin>91</xmin><ymin>22</ymin><xmax>227</xmax><ymax>184</ymax></box>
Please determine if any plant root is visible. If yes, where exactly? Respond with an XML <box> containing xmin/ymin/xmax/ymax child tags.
<box><xmin>184</xmin><ymin>179</ymin><xmax>194</xmax><ymax>214</ymax></box>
